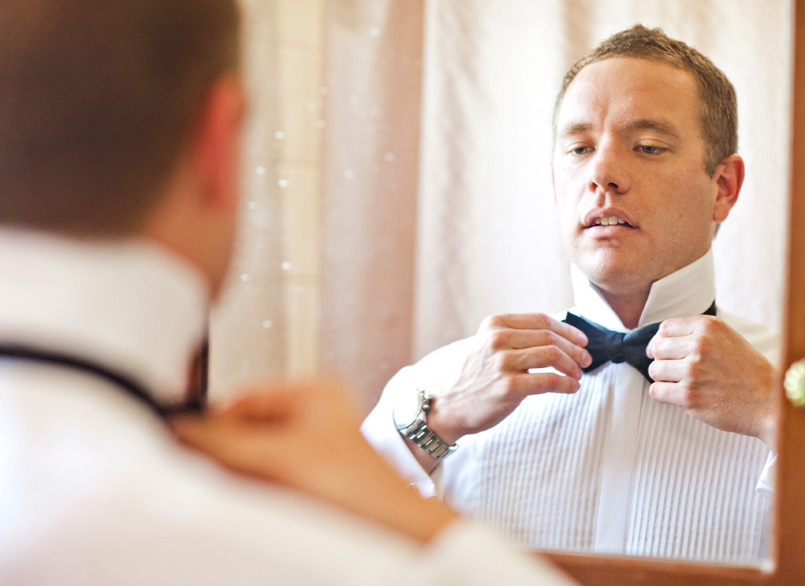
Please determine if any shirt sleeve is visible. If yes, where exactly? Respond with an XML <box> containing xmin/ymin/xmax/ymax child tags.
<box><xmin>361</xmin><ymin>338</ymin><xmax>476</xmax><ymax>499</ymax></box>
<box><xmin>361</xmin><ymin>365</ymin><xmax>439</xmax><ymax>497</ymax></box>
<box><xmin>757</xmin><ymin>452</ymin><xmax>776</xmax><ymax>498</ymax></box>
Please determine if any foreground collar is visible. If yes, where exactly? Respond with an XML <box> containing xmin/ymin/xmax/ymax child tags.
<box><xmin>570</xmin><ymin>249</ymin><xmax>717</xmax><ymax>332</ymax></box>
<box><xmin>0</xmin><ymin>228</ymin><xmax>208</xmax><ymax>406</ymax></box>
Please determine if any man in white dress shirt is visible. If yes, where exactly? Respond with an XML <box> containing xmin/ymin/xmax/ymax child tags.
<box><xmin>363</xmin><ymin>25</ymin><xmax>779</xmax><ymax>562</ymax></box>
<box><xmin>0</xmin><ymin>1</ymin><xmax>578</xmax><ymax>584</ymax></box>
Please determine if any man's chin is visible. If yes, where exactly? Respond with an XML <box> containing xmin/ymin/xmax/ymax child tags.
<box><xmin>576</xmin><ymin>257</ymin><xmax>651</xmax><ymax>293</ymax></box>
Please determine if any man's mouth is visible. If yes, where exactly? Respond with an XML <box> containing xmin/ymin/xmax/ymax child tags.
<box><xmin>582</xmin><ymin>209</ymin><xmax>638</xmax><ymax>231</ymax></box>
<box><xmin>591</xmin><ymin>216</ymin><xmax>633</xmax><ymax>227</ymax></box>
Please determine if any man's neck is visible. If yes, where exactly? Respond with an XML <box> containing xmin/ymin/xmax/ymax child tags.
<box><xmin>572</xmin><ymin>250</ymin><xmax>716</xmax><ymax>331</ymax></box>
<box><xmin>592</xmin><ymin>284</ymin><xmax>650</xmax><ymax>330</ymax></box>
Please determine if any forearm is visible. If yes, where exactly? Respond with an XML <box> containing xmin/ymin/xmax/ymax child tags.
<box><xmin>753</xmin><ymin>361</ymin><xmax>779</xmax><ymax>450</ymax></box>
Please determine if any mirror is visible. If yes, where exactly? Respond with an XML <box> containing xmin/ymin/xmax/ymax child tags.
<box><xmin>210</xmin><ymin>0</ymin><xmax>793</xmax><ymax>567</ymax></box>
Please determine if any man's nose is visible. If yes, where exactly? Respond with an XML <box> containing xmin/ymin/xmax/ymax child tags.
<box><xmin>587</xmin><ymin>143</ymin><xmax>630</xmax><ymax>195</ymax></box>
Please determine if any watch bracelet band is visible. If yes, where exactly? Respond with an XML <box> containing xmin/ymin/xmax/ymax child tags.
<box><xmin>401</xmin><ymin>418</ymin><xmax>457</xmax><ymax>459</ymax></box>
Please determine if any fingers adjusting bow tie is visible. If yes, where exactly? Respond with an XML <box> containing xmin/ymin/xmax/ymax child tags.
<box><xmin>563</xmin><ymin>301</ymin><xmax>716</xmax><ymax>383</ymax></box>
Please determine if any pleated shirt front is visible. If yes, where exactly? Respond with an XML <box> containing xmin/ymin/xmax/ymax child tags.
<box><xmin>363</xmin><ymin>251</ymin><xmax>778</xmax><ymax>562</ymax></box>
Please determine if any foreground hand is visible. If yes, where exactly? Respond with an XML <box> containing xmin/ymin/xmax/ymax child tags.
<box><xmin>424</xmin><ymin>313</ymin><xmax>591</xmax><ymax>447</ymax></box>
<box><xmin>169</xmin><ymin>380</ymin><xmax>457</xmax><ymax>544</ymax></box>
<box><xmin>647</xmin><ymin>316</ymin><xmax>777</xmax><ymax>447</ymax></box>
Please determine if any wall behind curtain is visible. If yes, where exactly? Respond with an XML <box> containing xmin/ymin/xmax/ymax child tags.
<box><xmin>210</xmin><ymin>0</ymin><xmax>425</xmax><ymax>411</ymax></box>
<box><xmin>317</xmin><ymin>1</ymin><xmax>425</xmax><ymax>411</ymax></box>
<box><xmin>211</xmin><ymin>0</ymin><xmax>327</xmax><ymax>397</ymax></box>
<box><xmin>211</xmin><ymin>0</ymin><xmax>792</xmax><ymax>414</ymax></box>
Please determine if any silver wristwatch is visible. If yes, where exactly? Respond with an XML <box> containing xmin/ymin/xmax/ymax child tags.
<box><xmin>392</xmin><ymin>388</ymin><xmax>457</xmax><ymax>459</ymax></box>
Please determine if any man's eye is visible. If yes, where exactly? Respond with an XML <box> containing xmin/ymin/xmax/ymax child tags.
<box><xmin>638</xmin><ymin>145</ymin><xmax>663</xmax><ymax>154</ymax></box>
<box><xmin>570</xmin><ymin>146</ymin><xmax>590</xmax><ymax>155</ymax></box>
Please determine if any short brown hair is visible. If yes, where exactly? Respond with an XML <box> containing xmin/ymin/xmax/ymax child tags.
<box><xmin>553</xmin><ymin>25</ymin><xmax>737</xmax><ymax>176</ymax></box>
<box><xmin>0</xmin><ymin>0</ymin><xmax>241</xmax><ymax>237</ymax></box>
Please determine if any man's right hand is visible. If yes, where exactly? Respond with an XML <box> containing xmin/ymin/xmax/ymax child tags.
<box><xmin>421</xmin><ymin>313</ymin><xmax>591</xmax><ymax>459</ymax></box>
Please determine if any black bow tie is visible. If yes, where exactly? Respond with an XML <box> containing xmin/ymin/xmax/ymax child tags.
<box><xmin>563</xmin><ymin>301</ymin><xmax>716</xmax><ymax>383</ymax></box>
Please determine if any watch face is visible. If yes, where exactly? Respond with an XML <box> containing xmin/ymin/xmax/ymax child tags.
<box><xmin>392</xmin><ymin>389</ymin><xmax>424</xmax><ymax>430</ymax></box>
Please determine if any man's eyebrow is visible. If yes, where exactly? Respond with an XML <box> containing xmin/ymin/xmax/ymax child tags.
<box><xmin>556</xmin><ymin>119</ymin><xmax>682</xmax><ymax>139</ymax></box>
<box><xmin>556</xmin><ymin>122</ymin><xmax>591</xmax><ymax>138</ymax></box>
<box><xmin>623</xmin><ymin>119</ymin><xmax>681</xmax><ymax>138</ymax></box>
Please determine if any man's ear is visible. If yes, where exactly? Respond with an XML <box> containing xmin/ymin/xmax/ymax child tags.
<box><xmin>712</xmin><ymin>154</ymin><xmax>744</xmax><ymax>223</ymax></box>
<box><xmin>193</xmin><ymin>74</ymin><xmax>245</xmax><ymax>213</ymax></box>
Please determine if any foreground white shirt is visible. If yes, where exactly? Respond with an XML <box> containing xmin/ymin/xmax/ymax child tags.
<box><xmin>0</xmin><ymin>229</ymin><xmax>575</xmax><ymax>586</ymax></box>
<box><xmin>363</xmin><ymin>251</ymin><xmax>779</xmax><ymax>563</ymax></box>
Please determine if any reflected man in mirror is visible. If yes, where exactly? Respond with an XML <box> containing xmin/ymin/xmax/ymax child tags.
<box><xmin>363</xmin><ymin>25</ymin><xmax>779</xmax><ymax>561</ymax></box>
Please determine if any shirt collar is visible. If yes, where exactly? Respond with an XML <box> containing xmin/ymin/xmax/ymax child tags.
<box><xmin>0</xmin><ymin>228</ymin><xmax>208</xmax><ymax>405</ymax></box>
<box><xmin>570</xmin><ymin>249</ymin><xmax>716</xmax><ymax>332</ymax></box>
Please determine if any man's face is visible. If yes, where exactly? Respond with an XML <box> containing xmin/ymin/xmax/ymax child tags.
<box><xmin>553</xmin><ymin>57</ymin><xmax>723</xmax><ymax>297</ymax></box>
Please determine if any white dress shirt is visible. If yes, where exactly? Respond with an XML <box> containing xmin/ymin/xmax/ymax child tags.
<box><xmin>0</xmin><ymin>229</ymin><xmax>575</xmax><ymax>586</ymax></box>
<box><xmin>363</xmin><ymin>250</ymin><xmax>779</xmax><ymax>562</ymax></box>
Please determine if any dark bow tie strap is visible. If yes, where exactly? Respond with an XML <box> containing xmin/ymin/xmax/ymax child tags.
<box><xmin>563</xmin><ymin>301</ymin><xmax>716</xmax><ymax>383</ymax></box>
<box><xmin>0</xmin><ymin>345</ymin><xmax>205</xmax><ymax>418</ymax></box>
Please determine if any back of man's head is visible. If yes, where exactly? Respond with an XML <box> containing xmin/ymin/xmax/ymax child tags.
<box><xmin>0</xmin><ymin>0</ymin><xmax>240</xmax><ymax>238</ymax></box>
<box><xmin>553</xmin><ymin>24</ymin><xmax>737</xmax><ymax>177</ymax></box>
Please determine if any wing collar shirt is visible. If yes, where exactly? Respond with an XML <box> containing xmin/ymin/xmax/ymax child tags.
<box><xmin>0</xmin><ymin>228</ymin><xmax>576</xmax><ymax>586</ymax></box>
<box><xmin>362</xmin><ymin>249</ymin><xmax>779</xmax><ymax>562</ymax></box>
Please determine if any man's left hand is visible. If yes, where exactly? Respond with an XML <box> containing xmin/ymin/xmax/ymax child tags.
<box><xmin>169</xmin><ymin>380</ymin><xmax>459</xmax><ymax>544</ymax></box>
<box><xmin>647</xmin><ymin>315</ymin><xmax>777</xmax><ymax>448</ymax></box>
